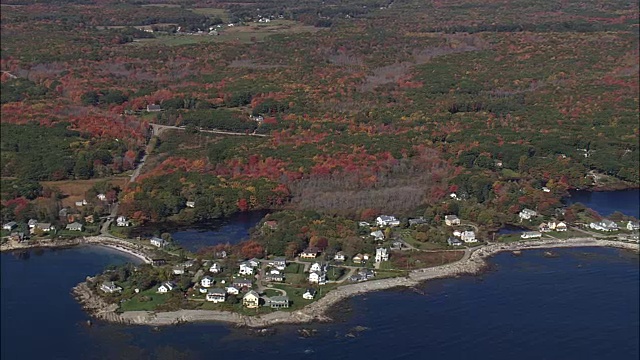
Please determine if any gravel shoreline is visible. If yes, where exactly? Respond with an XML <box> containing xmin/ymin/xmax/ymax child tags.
<box><xmin>71</xmin><ymin>237</ymin><xmax>638</xmax><ymax>328</ymax></box>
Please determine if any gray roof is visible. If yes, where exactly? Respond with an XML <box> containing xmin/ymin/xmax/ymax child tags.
<box><xmin>269</xmin><ymin>296</ymin><xmax>289</xmax><ymax>303</ymax></box>
<box><xmin>208</xmin><ymin>288</ymin><xmax>226</xmax><ymax>295</ymax></box>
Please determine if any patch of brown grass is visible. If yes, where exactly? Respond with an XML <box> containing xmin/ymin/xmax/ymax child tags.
<box><xmin>41</xmin><ymin>177</ymin><xmax>128</xmax><ymax>207</ymax></box>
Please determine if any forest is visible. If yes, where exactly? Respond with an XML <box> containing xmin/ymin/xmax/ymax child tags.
<box><xmin>1</xmin><ymin>0</ymin><xmax>638</xmax><ymax>230</ymax></box>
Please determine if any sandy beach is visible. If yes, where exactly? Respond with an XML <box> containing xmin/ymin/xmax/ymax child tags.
<box><xmin>72</xmin><ymin>236</ymin><xmax>639</xmax><ymax>328</ymax></box>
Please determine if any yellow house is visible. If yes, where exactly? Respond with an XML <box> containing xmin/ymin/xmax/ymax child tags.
<box><xmin>243</xmin><ymin>290</ymin><xmax>260</xmax><ymax>308</ymax></box>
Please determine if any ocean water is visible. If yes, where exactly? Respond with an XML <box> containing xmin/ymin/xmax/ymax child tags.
<box><xmin>565</xmin><ymin>189</ymin><xmax>640</xmax><ymax>218</ymax></box>
<box><xmin>1</xmin><ymin>246</ymin><xmax>638</xmax><ymax>360</ymax></box>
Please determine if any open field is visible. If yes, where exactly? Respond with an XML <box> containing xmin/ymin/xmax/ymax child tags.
<box><xmin>41</xmin><ymin>177</ymin><xmax>129</xmax><ymax>207</ymax></box>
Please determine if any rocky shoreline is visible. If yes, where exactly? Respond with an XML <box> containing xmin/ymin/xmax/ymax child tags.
<box><xmin>71</xmin><ymin>236</ymin><xmax>638</xmax><ymax>328</ymax></box>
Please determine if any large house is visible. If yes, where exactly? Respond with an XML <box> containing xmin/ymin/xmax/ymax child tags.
<box><xmin>300</xmin><ymin>247</ymin><xmax>320</xmax><ymax>259</ymax></box>
<box><xmin>409</xmin><ymin>217</ymin><xmax>427</xmax><ymax>226</ymax></box>
<box><xmin>31</xmin><ymin>223</ymin><xmax>54</xmax><ymax>234</ymax></box>
<box><xmin>233</xmin><ymin>278</ymin><xmax>252</xmax><ymax>290</ymax></box>
<box><xmin>375</xmin><ymin>248</ymin><xmax>389</xmax><ymax>262</ymax></box>
<box><xmin>376</xmin><ymin>215</ymin><xmax>400</xmax><ymax>227</ymax></box>
<box><xmin>116</xmin><ymin>216</ymin><xmax>131</xmax><ymax>227</ymax></box>
<box><xmin>100</xmin><ymin>281</ymin><xmax>122</xmax><ymax>293</ymax></box>
<box><xmin>242</xmin><ymin>290</ymin><xmax>260</xmax><ymax>308</ymax></box>
<box><xmin>444</xmin><ymin>215</ymin><xmax>460</xmax><ymax>226</ymax></box>
<box><xmin>268</xmin><ymin>296</ymin><xmax>289</xmax><ymax>309</ymax></box>
<box><xmin>2</xmin><ymin>221</ymin><xmax>17</xmax><ymax>231</ymax></box>
<box><xmin>303</xmin><ymin>288</ymin><xmax>317</xmax><ymax>300</ymax></box>
<box><xmin>309</xmin><ymin>262</ymin><xmax>325</xmax><ymax>273</ymax></box>
<box><xmin>206</xmin><ymin>288</ymin><xmax>227</xmax><ymax>303</ymax></box>
<box><xmin>225</xmin><ymin>286</ymin><xmax>240</xmax><ymax>295</ymax></box>
<box><xmin>270</xmin><ymin>257</ymin><xmax>287</xmax><ymax>270</ymax></box>
<box><xmin>370</xmin><ymin>230</ymin><xmax>385</xmax><ymax>241</ymax></box>
<box><xmin>200</xmin><ymin>276</ymin><xmax>215</xmax><ymax>288</ymax></box>
<box><xmin>461</xmin><ymin>231</ymin><xmax>477</xmax><ymax>243</ymax></box>
<box><xmin>209</xmin><ymin>263</ymin><xmax>222</xmax><ymax>274</ymax></box>
<box><xmin>590</xmin><ymin>219</ymin><xmax>619</xmax><ymax>232</ymax></box>
<box><xmin>239</xmin><ymin>262</ymin><xmax>254</xmax><ymax>275</ymax></box>
<box><xmin>157</xmin><ymin>281</ymin><xmax>176</xmax><ymax>293</ymax></box>
<box><xmin>309</xmin><ymin>271</ymin><xmax>327</xmax><ymax>285</ymax></box>
<box><xmin>447</xmin><ymin>237</ymin><xmax>463</xmax><ymax>246</ymax></box>
<box><xmin>550</xmin><ymin>221</ymin><xmax>568</xmax><ymax>231</ymax></box>
<box><xmin>519</xmin><ymin>209</ymin><xmax>538</xmax><ymax>221</ymax></box>
<box><xmin>627</xmin><ymin>221</ymin><xmax>640</xmax><ymax>231</ymax></box>
<box><xmin>186</xmin><ymin>201</ymin><xmax>195</xmax><ymax>208</ymax></box>
<box><xmin>333</xmin><ymin>252</ymin><xmax>346</xmax><ymax>262</ymax></box>
<box><xmin>521</xmin><ymin>231</ymin><xmax>542</xmax><ymax>239</ymax></box>
<box><xmin>150</xmin><ymin>237</ymin><xmax>166</xmax><ymax>248</ymax></box>
<box><xmin>65</xmin><ymin>222</ymin><xmax>84</xmax><ymax>231</ymax></box>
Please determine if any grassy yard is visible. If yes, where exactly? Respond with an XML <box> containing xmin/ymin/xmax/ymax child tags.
<box><xmin>283</xmin><ymin>263</ymin><xmax>303</xmax><ymax>274</ymax></box>
<box><xmin>119</xmin><ymin>288</ymin><xmax>168</xmax><ymax>311</ymax></box>
<box><xmin>41</xmin><ymin>177</ymin><xmax>128</xmax><ymax>208</ymax></box>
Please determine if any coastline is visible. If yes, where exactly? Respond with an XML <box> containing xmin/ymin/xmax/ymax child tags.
<box><xmin>72</xmin><ymin>237</ymin><xmax>639</xmax><ymax>328</ymax></box>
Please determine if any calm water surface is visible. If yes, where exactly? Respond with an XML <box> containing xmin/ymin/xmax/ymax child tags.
<box><xmin>2</xmin><ymin>246</ymin><xmax>638</xmax><ymax>360</ymax></box>
<box><xmin>565</xmin><ymin>189</ymin><xmax>639</xmax><ymax>218</ymax></box>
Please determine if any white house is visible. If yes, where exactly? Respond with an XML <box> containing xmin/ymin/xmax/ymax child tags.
<box><xmin>116</xmin><ymin>216</ymin><xmax>131</xmax><ymax>227</ymax></box>
<box><xmin>590</xmin><ymin>220</ymin><xmax>619</xmax><ymax>232</ymax></box>
<box><xmin>75</xmin><ymin>199</ymin><xmax>87</xmax><ymax>207</ymax></box>
<box><xmin>627</xmin><ymin>221</ymin><xmax>640</xmax><ymax>231</ymax></box>
<box><xmin>542</xmin><ymin>187</ymin><xmax>551</xmax><ymax>193</ymax></box>
<box><xmin>519</xmin><ymin>209</ymin><xmax>538</xmax><ymax>221</ymax></box>
<box><xmin>300</xmin><ymin>247</ymin><xmax>319</xmax><ymax>259</ymax></box>
<box><xmin>309</xmin><ymin>262</ymin><xmax>324</xmax><ymax>273</ymax></box>
<box><xmin>450</xmin><ymin>193</ymin><xmax>459</xmax><ymax>200</ymax></box>
<box><xmin>239</xmin><ymin>262</ymin><xmax>254</xmax><ymax>275</ymax></box>
<box><xmin>308</xmin><ymin>271</ymin><xmax>327</xmax><ymax>285</ymax></box>
<box><xmin>97</xmin><ymin>193</ymin><xmax>107</xmax><ymax>201</ymax></box>
<box><xmin>555</xmin><ymin>222</ymin><xmax>568</xmax><ymax>231</ymax></box>
<box><xmin>225</xmin><ymin>286</ymin><xmax>240</xmax><ymax>295</ymax></box>
<box><xmin>248</xmin><ymin>258</ymin><xmax>261</xmax><ymax>268</ymax></box>
<box><xmin>521</xmin><ymin>231</ymin><xmax>542</xmax><ymax>239</ymax></box>
<box><xmin>270</xmin><ymin>257</ymin><xmax>287</xmax><ymax>270</ymax></box>
<box><xmin>65</xmin><ymin>222</ymin><xmax>84</xmax><ymax>231</ymax></box>
<box><xmin>150</xmin><ymin>237</ymin><xmax>166</xmax><ymax>248</ymax></box>
<box><xmin>453</xmin><ymin>230</ymin><xmax>462</xmax><ymax>237</ymax></box>
<box><xmin>334</xmin><ymin>252</ymin><xmax>346</xmax><ymax>262</ymax></box>
<box><xmin>3</xmin><ymin>221</ymin><xmax>17</xmax><ymax>231</ymax></box>
<box><xmin>444</xmin><ymin>215</ymin><xmax>460</xmax><ymax>226</ymax></box>
<box><xmin>375</xmin><ymin>248</ymin><xmax>389</xmax><ymax>262</ymax></box>
<box><xmin>363</xmin><ymin>253</ymin><xmax>370</xmax><ymax>262</ymax></box>
<box><xmin>303</xmin><ymin>288</ymin><xmax>317</xmax><ymax>300</ymax></box>
<box><xmin>206</xmin><ymin>288</ymin><xmax>226</xmax><ymax>303</ymax></box>
<box><xmin>358</xmin><ymin>221</ymin><xmax>371</xmax><ymax>227</ymax></box>
<box><xmin>100</xmin><ymin>281</ymin><xmax>122</xmax><ymax>293</ymax></box>
<box><xmin>461</xmin><ymin>231</ymin><xmax>477</xmax><ymax>243</ymax></box>
<box><xmin>200</xmin><ymin>276</ymin><xmax>214</xmax><ymax>288</ymax></box>
<box><xmin>269</xmin><ymin>268</ymin><xmax>282</xmax><ymax>275</ymax></box>
<box><xmin>209</xmin><ymin>263</ymin><xmax>221</xmax><ymax>274</ymax></box>
<box><xmin>376</xmin><ymin>215</ymin><xmax>400</xmax><ymax>227</ymax></box>
<box><xmin>186</xmin><ymin>201</ymin><xmax>195</xmax><ymax>208</ymax></box>
<box><xmin>172</xmin><ymin>265</ymin><xmax>185</xmax><ymax>275</ymax></box>
<box><xmin>157</xmin><ymin>281</ymin><xmax>176</xmax><ymax>293</ymax></box>
<box><xmin>370</xmin><ymin>230</ymin><xmax>385</xmax><ymax>241</ymax></box>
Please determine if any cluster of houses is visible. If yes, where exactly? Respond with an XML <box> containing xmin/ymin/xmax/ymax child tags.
<box><xmin>308</xmin><ymin>262</ymin><xmax>328</xmax><ymax>285</ymax></box>
<box><xmin>589</xmin><ymin>220</ymin><xmax>639</xmax><ymax>232</ymax></box>
<box><xmin>349</xmin><ymin>268</ymin><xmax>376</xmax><ymax>282</ymax></box>
<box><xmin>539</xmin><ymin>221</ymin><xmax>567</xmax><ymax>232</ymax></box>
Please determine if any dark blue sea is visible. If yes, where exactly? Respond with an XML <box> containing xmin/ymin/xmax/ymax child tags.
<box><xmin>2</xmin><ymin>246</ymin><xmax>638</xmax><ymax>360</ymax></box>
<box><xmin>566</xmin><ymin>189</ymin><xmax>639</xmax><ymax>218</ymax></box>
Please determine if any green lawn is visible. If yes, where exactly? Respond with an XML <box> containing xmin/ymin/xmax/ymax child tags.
<box><xmin>119</xmin><ymin>288</ymin><xmax>168</xmax><ymax>311</ymax></box>
<box><xmin>284</xmin><ymin>263</ymin><xmax>303</xmax><ymax>274</ymax></box>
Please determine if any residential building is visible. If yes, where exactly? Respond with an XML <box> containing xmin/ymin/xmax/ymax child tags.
<box><xmin>555</xmin><ymin>222</ymin><xmax>568</xmax><ymax>231</ymax></box>
<box><xmin>309</xmin><ymin>262</ymin><xmax>324</xmax><ymax>273</ymax></box>
<box><xmin>247</xmin><ymin>258</ymin><xmax>261</xmax><ymax>268</ymax></box>
<box><xmin>300</xmin><ymin>247</ymin><xmax>320</xmax><ymax>259</ymax></box>
<box><xmin>186</xmin><ymin>201</ymin><xmax>195</xmax><ymax>208</ymax></box>
<box><xmin>242</xmin><ymin>290</ymin><xmax>260</xmax><ymax>308</ymax></box>
<box><xmin>363</xmin><ymin>254</ymin><xmax>370</xmax><ymax>262</ymax></box>
<box><xmin>375</xmin><ymin>248</ymin><xmax>389</xmax><ymax>262</ymax></box>
<box><xmin>358</xmin><ymin>268</ymin><xmax>375</xmax><ymax>280</ymax></box>
<box><xmin>370</xmin><ymin>230</ymin><xmax>385</xmax><ymax>241</ymax></box>
<box><xmin>265</xmin><ymin>273</ymin><xmax>285</xmax><ymax>282</ymax></box>
<box><xmin>461</xmin><ymin>231</ymin><xmax>477</xmax><ymax>243</ymax></box>
<box><xmin>268</xmin><ymin>296</ymin><xmax>289</xmax><ymax>309</ymax></box>
<box><xmin>226</xmin><ymin>286</ymin><xmax>240</xmax><ymax>295</ymax></box>
<box><xmin>100</xmin><ymin>281</ymin><xmax>122</xmax><ymax>293</ymax></box>
<box><xmin>200</xmin><ymin>276</ymin><xmax>214</xmax><ymax>288</ymax></box>
<box><xmin>376</xmin><ymin>215</ymin><xmax>400</xmax><ymax>227</ymax></box>
<box><xmin>172</xmin><ymin>265</ymin><xmax>185</xmax><ymax>275</ymax></box>
<box><xmin>270</xmin><ymin>257</ymin><xmax>286</xmax><ymax>270</ymax></box>
<box><xmin>239</xmin><ymin>262</ymin><xmax>254</xmax><ymax>275</ymax></box>
<box><xmin>209</xmin><ymin>263</ymin><xmax>221</xmax><ymax>274</ymax></box>
<box><xmin>2</xmin><ymin>221</ymin><xmax>17</xmax><ymax>231</ymax></box>
<box><xmin>303</xmin><ymin>289</ymin><xmax>317</xmax><ymax>300</ymax></box>
<box><xmin>65</xmin><ymin>222</ymin><xmax>84</xmax><ymax>231</ymax></box>
<box><xmin>447</xmin><ymin>237</ymin><xmax>463</xmax><ymax>246</ymax></box>
<box><xmin>352</xmin><ymin>253</ymin><xmax>364</xmax><ymax>264</ymax></box>
<box><xmin>521</xmin><ymin>231</ymin><xmax>542</xmax><ymax>239</ymax></box>
<box><xmin>146</xmin><ymin>104</ymin><xmax>161</xmax><ymax>112</ymax></box>
<box><xmin>97</xmin><ymin>193</ymin><xmax>107</xmax><ymax>201</ymax></box>
<box><xmin>309</xmin><ymin>271</ymin><xmax>327</xmax><ymax>285</ymax></box>
<box><xmin>263</xmin><ymin>220</ymin><xmax>278</xmax><ymax>230</ymax></box>
<box><xmin>590</xmin><ymin>219</ymin><xmax>619</xmax><ymax>232</ymax></box>
<box><xmin>157</xmin><ymin>281</ymin><xmax>176</xmax><ymax>293</ymax></box>
<box><xmin>27</xmin><ymin>219</ymin><xmax>38</xmax><ymax>229</ymax></box>
<box><xmin>444</xmin><ymin>215</ymin><xmax>460</xmax><ymax>226</ymax></box>
<box><xmin>150</xmin><ymin>237</ymin><xmax>166</xmax><ymax>248</ymax></box>
<box><xmin>233</xmin><ymin>279</ymin><xmax>252</xmax><ymax>290</ymax></box>
<box><xmin>206</xmin><ymin>288</ymin><xmax>227</xmax><ymax>303</ymax></box>
<box><xmin>519</xmin><ymin>209</ymin><xmax>538</xmax><ymax>221</ymax></box>
<box><xmin>627</xmin><ymin>221</ymin><xmax>640</xmax><ymax>231</ymax></box>
<box><xmin>333</xmin><ymin>252</ymin><xmax>346</xmax><ymax>262</ymax></box>
<box><xmin>32</xmin><ymin>223</ymin><xmax>53</xmax><ymax>234</ymax></box>
<box><xmin>358</xmin><ymin>221</ymin><xmax>371</xmax><ymax>227</ymax></box>
<box><xmin>116</xmin><ymin>216</ymin><xmax>131</xmax><ymax>227</ymax></box>
<box><xmin>539</xmin><ymin>223</ymin><xmax>550</xmax><ymax>232</ymax></box>
<box><xmin>84</xmin><ymin>215</ymin><xmax>95</xmax><ymax>224</ymax></box>
<box><xmin>409</xmin><ymin>217</ymin><xmax>427</xmax><ymax>226</ymax></box>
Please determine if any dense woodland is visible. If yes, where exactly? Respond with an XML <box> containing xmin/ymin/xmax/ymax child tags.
<box><xmin>1</xmin><ymin>0</ymin><xmax>638</xmax><ymax>231</ymax></box>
